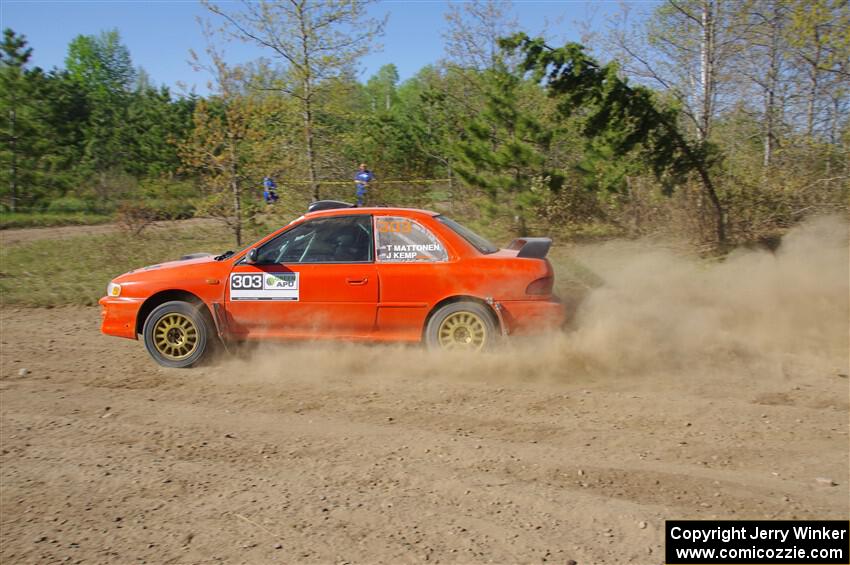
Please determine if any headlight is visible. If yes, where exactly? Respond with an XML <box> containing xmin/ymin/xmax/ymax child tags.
<box><xmin>106</xmin><ymin>282</ymin><xmax>122</xmax><ymax>297</ymax></box>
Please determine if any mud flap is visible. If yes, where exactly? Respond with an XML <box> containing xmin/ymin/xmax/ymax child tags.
<box><xmin>487</xmin><ymin>298</ymin><xmax>509</xmax><ymax>337</ymax></box>
<box><xmin>211</xmin><ymin>302</ymin><xmax>231</xmax><ymax>352</ymax></box>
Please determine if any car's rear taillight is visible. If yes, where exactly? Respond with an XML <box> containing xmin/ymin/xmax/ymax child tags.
<box><xmin>526</xmin><ymin>276</ymin><xmax>553</xmax><ymax>296</ymax></box>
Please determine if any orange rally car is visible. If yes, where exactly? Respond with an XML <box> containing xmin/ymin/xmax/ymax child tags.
<box><xmin>100</xmin><ymin>202</ymin><xmax>565</xmax><ymax>367</ymax></box>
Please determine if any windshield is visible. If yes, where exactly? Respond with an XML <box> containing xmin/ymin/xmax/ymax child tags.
<box><xmin>435</xmin><ymin>216</ymin><xmax>498</xmax><ymax>254</ymax></box>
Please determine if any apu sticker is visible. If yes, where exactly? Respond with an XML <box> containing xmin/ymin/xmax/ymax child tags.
<box><xmin>230</xmin><ymin>272</ymin><xmax>299</xmax><ymax>301</ymax></box>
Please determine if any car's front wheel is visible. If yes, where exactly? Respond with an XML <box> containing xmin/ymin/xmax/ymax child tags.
<box><xmin>425</xmin><ymin>301</ymin><xmax>497</xmax><ymax>352</ymax></box>
<box><xmin>142</xmin><ymin>301</ymin><xmax>212</xmax><ymax>368</ymax></box>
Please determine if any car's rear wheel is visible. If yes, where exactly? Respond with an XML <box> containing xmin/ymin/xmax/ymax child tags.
<box><xmin>425</xmin><ymin>301</ymin><xmax>497</xmax><ymax>352</ymax></box>
<box><xmin>142</xmin><ymin>301</ymin><xmax>211</xmax><ymax>368</ymax></box>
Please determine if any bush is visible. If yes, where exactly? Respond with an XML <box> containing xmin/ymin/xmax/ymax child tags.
<box><xmin>46</xmin><ymin>196</ymin><xmax>90</xmax><ymax>214</ymax></box>
<box><xmin>134</xmin><ymin>198</ymin><xmax>196</xmax><ymax>220</ymax></box>
<box><xmin>0</xmin><ymin>212</ymin><xmax>112</xmax><ymax>229</ymax></box>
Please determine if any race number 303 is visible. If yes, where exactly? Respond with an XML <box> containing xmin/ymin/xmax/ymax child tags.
<box><xmin>230</xmin><ymin>273</ymin><xmax>263</xmax><ymax>289</ymax></box>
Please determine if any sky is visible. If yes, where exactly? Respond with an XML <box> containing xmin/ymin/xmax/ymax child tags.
<box><xmin>1</xmin><ymin>1</ymin><xmax>623</xmax><ymax>96</ymax></box>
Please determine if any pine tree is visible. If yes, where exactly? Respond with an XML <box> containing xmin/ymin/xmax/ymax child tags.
<box><xmin>65</xmin><ymin>30</ymin><xmax>136</xmax><ymax>186</ymax></box>
<box><xmin>504</xmin><ymin>34</ymin><xmax>727</xmax><ymax>245</ymax></box>
<box><xmin>0</xmin><ymin>28</ymin><xmax>34</xmax><ymax>211</ymax></box>
<box><xmin>454</xmin><ymin>64</ymin><xmax>563</xmax><ymax>236</ymax></box>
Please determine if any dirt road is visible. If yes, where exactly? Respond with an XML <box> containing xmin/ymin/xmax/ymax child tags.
<box><xmin>2</xmin><ymin>216</ymin><xmax>848</xmax><ymax>564</ymax></box>
<box><xmin>1</xmin><ymin>305</ymin><xmax>847</xmax><ymax>564</ymax></box>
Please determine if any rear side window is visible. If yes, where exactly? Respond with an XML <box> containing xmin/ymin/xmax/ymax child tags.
<box><xmin>435</xmin><ymin>215</ymin><xmax>498</xmax><ymax>254</ymax></box>
<box><xmin>375</xmin><ymin>217</ymin><xmax>448</xmax><ymax>263</ymax></box>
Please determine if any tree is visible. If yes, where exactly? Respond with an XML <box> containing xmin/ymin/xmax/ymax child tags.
<box><xmin>182</xmin><ymin>32</ymin><xmax>296</xmax><ymax>246</ymax></box>
<box><xmin>454</xmin><ymin>64</ymin><xmax>562</xmax><ymax>235</ymax></box>
<box><xmin>124</xmin><ymin>84</ymin><xmax>194</xmax><ymax>178</ymax></box>
<box><xmin>181</xmin><ymin>97</ymin><xmax>252</xmax><ymax>245</ymax></box>
<box><xmin>733</xmin><ymin>0</ymin><xmax>789</xmax><ymax>169</ymax></box>
<box><xmin>604</xmin><ymin>0</ymin><xmax>746</xmax><ymax>142</ymax></box>
<box><xmin>504</xmin><ymin>34</ymin><xmax>727</xmax><ymax>245</ymax></box>
<box><xmin>65</xmin><ymin>30</ymin><xmax>135</xmax><ymax>96</ymax></box>
<box><xmin>365</xmin><ymin>64</ymin><xmax>399</xmax><ymax>112</ymax></box>
<box><xmin>443</xmin><ymin>0</ymin><xmax>518</xmax><ymax>72</ymax></box>
<box><xmin>181</xmin><ymin>38</ymin><xmax>252</xmax><ymax>246</ymax></box>
<box><xmin>0</xmin><ymin>30</ymin><xmax>64</xmax><ymax>211</ymax></box>
<box><xmin>0</xmin><ymin>28</ymin><xmax>36</xmax><ymax>212</ymax></box>
<box><xmin>205</xmin><ymin>0</ymin><xmax>385</xmax><ymax>200</ymax></box>
<box><xmin>29</xmin><ymin>68</ymin><xmax>90</xmax><ymax>202</ymax></box>
<box><xmin>440</xmin><ymin>0</ymin><xmax>521</xmax><ymax>139</ymax></box>
<box><xmin>65</xmin><ymin>30</ymin><xmax>136</xmax><ymax>182</ymax></box>
<box><xmin>374</xmin><ymin>66</ymin><xmax>462</xmax><ymax>183</ymax></box>
<box><xmin>785</xmin><ymin>0</ymin><xmax>850</xmax><ymax>140</ymax></box>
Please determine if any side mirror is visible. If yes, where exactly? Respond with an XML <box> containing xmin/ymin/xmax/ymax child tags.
<box><xmin>246</xmin><ymin>248</ymin><xmax>259</xmax><ymax>264</ymax></box>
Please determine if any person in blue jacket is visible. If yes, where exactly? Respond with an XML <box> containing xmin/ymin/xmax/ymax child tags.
<box><xmin>353</xmin><ymin>163</ymin><xmax>374</xmax><ymax>207</ymax></box>
<box><xmin>262</xmin><ymin>175</ymin><xmax>278</xmax><ymax>204</ymax></box>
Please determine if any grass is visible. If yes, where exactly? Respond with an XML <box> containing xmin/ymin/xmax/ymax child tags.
<box><xmin>0</xmin><ymin>223</ymin><xmax>267</xmax><ymax>307</ymax></box>
<box><xmin>0</xmin><ymin>212</ymin><xmax>114</xmax><ymax>230</ymax></box>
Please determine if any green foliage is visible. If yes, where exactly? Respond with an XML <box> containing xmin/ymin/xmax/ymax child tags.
<box><xmin>1</xmin><ymin>29</ymin><xmax>44</xmax><ymax>211</ymax></box>
<box><xmin>1</xmin><ymin>8</ymin><xmax>847</xmax><ymax>251</ymax></box>
<box><xmin>454</xmin><ymin>64</ymin><xmax>563</xmax><ymax>235</ymax></box>
<box><xmin>65</xmin><ymin>30</ymin><xmax>135</xmax><ymax>95</ymax></box>
<box><xmin>205</xmin><ymin>0</ymin><xmax>386</xmax><ymax>200</ymax></box>
<box><xmin>501</xmin><ymin>33</ymin><xmax>728</xmax><ymax>244</ymax></box>
<box><xmin>1</xmin><ymin>28</ymin><xmax>196</xmax><ymax>214</ymax></box>
<box><xmin>0</xmin><ymin>28</ymin><xmax>31</xmax><ymax>67</ymax></box>
<box><xmin>124</xmin><ymin>86</ymin><xmax>195</xmax><ymax>177</ymax></box>
<box><xmin>46</xmin><ymin>196</ymin><xmax>91</xmax><ymax>214</ymax></box>
<box><xmin>357</xmin><ymin>65</ymin><xmax>463</xmax><ymax>180</ymax></box>
<box><xmin>504</xmin><ymin>36</ymin><xmax>691</xmax><ymax>187</ymax></box>
<box><xmin>66</xmin><ymin>30</ymin><xmax>135</xmax><ymax>176</ymax></box>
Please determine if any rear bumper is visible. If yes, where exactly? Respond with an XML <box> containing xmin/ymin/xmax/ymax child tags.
<box><xmin>99</xmin><ymin>296</ymin><xmax>144</xmax><ymax>340</ymax></box>
<box><xmin>499</xmin><ymin>298</ymin><xmax>566</xmax><ymax>336</ymax></box>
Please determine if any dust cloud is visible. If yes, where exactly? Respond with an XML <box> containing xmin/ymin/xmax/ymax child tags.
<box><xmin>221</xmin><ymin>215</ymin><xmax>848</xmax><ymax>386</ymax></box>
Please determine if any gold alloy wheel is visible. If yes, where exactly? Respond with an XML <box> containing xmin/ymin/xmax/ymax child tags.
<box><xmin>152</xmin><ymin>313</ymin><xmax>199</xmax><ymax>360</ymax></box>
<box><xmin>437</xmin><ymin>311</ymin><xmax>487</xmax><ymax>351</ymax></box>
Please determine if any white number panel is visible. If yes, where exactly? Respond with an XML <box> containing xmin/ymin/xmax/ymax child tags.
<box><xmin>229</xmin><ymin>272</ymin><xmax>299</xmax><ymax>301</ymax></box>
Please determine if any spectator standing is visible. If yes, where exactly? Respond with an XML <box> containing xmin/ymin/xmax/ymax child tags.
<box><xmin>262</xmin><ymin>175</ymin><xmax>278</xmax><ymax>204</ymax></box>
<box><xmin>353</xmin><ymin>163</ymin><xmax>374</xmax><ymax>207</ymax></box>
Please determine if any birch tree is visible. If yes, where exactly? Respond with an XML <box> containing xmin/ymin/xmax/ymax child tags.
<box><xmin>443</xmin><ymin>0</ymin><xmax>518</xmax><ymax>72</ymax></box>
<box><xmin>785</xmin><ymin>0</ymin><xmax>850</xmax><ymax>140</ymax></box>
<box><xmin>737</xmin><ymin>0</ymin><xmax>789</xmax><ymax>169</ymax></box>
<box><xmin>605</xmin><ymin>0</ymin><xmax>745</xmax><ymax>141</ymax></box>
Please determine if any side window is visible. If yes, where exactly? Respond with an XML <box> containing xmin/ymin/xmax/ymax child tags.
<box><xmin>375</xmin><ymin>217</ymin><xmax>448</xmax><ymax>263</ymax></box>
<box><xmin>256</xmin><ymin>216</ymin><xmax>373</xmax><ymax>264</ymax></box>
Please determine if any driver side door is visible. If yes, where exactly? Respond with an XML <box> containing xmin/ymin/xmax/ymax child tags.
<box><xmin>225</xmin><ymin>215</ymin><xmax>378</xmax><ymax>339</ymax></box>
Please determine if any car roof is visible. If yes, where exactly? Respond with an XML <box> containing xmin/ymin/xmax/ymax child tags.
<box><xmin>304</xmin><ymin>206</ymin><xmax>439</xmax><ymax>219</ymax></box>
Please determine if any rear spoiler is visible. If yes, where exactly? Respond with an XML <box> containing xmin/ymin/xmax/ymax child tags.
<box><xmin>506</xmin><ymin>237</ymin><xmax>552</xmax><ymax>259</ymax></box>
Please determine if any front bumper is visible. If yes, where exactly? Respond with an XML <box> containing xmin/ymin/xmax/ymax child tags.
<box><xmin>99</xmin><ymin>296</ymin><xmax>144</xmax><ymax>340</ymax></box>
<box><xmin>499</xmin><ymin>298</ymin><xmax>566</xmax><ymax>336</ymax></box>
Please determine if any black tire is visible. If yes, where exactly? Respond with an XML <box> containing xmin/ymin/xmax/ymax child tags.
<box><xmin>425</xmin><ymin>301</ymin><xmax>498</xmax><ymax>352</ymax></box>
<box><xmin>142</xmin><ymin>301</ymin><xmax>212</xmax><ymax>368</ymax></box>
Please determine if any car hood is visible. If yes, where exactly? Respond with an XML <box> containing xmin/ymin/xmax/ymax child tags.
<box><xmin>113</xmin><ymin>253</ymin><xmax>219</xmax><ymax>282</ymax></box>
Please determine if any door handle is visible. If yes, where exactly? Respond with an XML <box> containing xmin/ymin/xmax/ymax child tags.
<box><xmin>346</xmin><ymin>277</ymin><xmax>368</xmax><ymax>286</ymax></box>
